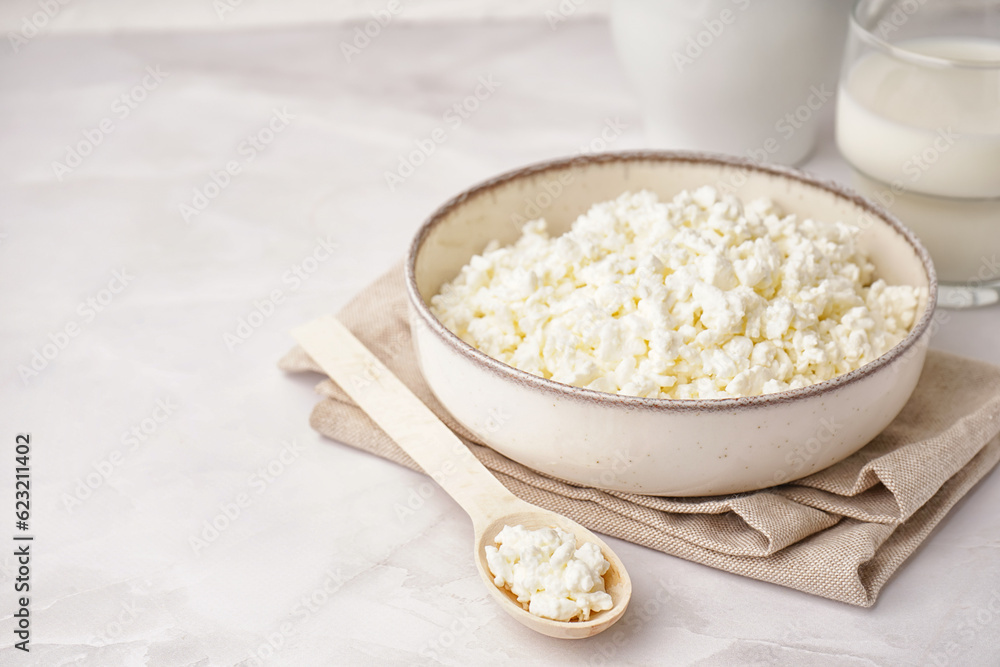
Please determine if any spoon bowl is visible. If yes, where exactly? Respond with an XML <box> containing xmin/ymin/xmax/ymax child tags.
<box><xmin>293</xmin><ymin>315</ymin><xmax>633</xmax><ymax>638</ymax></box>
<box><xmin>473</xmin><ymin>506</ymin><xmax>632</xmax><ymax>639</ymax></box>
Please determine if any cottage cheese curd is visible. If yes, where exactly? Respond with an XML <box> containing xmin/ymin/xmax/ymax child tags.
<box><xmin>485</xmin><ymin>524</ymin><xmax>613</xmax><ymax>622</ymax></box>
<box><xmin>431</xmin><ymin>188</ymin><xmax>923</xmax><ymax>399</ymax></box>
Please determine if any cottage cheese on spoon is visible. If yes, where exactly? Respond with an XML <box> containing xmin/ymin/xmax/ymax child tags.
<box><xmin>485</xmin><ymin>525</ymin><xmax>613</xmax><ymax>622</ymax></box>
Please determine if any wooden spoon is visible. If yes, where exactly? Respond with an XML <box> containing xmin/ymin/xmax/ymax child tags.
<box><xmin>293</xmin><ymin>315</ymin><xmax>632</xmax><ymax>639</ymax></box>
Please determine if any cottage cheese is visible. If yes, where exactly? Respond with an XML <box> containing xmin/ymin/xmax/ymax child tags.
<box><xmin>431</xmin><ymin>188</ymin><xmax>923</xmax><ymax>399</ymax></box>
<box><xmin>485</xmin><ymin>524</ymin><xmax>613</xmax><ymax>622</ymax></box>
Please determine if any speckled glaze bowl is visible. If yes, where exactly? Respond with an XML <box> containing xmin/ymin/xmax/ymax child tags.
<box><xmin>405</xmin><ymin>152</ymin><xmax>937</xmax><ymax>496</ymax></box>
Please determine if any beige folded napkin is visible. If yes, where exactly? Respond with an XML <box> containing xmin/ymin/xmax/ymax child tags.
<box><xmin>281</xmin><ymin>262</ymin><xmax>1000</xmax><ymax>607</ymax></box>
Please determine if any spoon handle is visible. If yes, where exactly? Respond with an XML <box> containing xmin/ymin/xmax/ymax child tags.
<box><xmin>293</xmin><ymin>315</ymin><xmax>520</xmax><ymax>522</ymax></box>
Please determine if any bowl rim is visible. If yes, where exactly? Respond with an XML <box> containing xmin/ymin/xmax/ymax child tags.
<box><xmin>405</xmin><ymin>150</ymin><xmax>938</xmax><ymax>412</ymax></box>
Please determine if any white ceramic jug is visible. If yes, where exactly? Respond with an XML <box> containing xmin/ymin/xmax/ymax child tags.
<box><xmin>611</xmin><ymin>0</ymin><xmax>851</xmax><ymax>165</ymax></box>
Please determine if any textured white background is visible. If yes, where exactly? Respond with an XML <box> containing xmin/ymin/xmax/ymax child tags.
<box><xmin>0</xmin><ymin>0</ymin><xmax>612</xmax><ymax>32</ymax></box>
<box><xmin>2</xmin><ymin>2</ymin><xmax>999</xmax><ymax>666</ymax></box>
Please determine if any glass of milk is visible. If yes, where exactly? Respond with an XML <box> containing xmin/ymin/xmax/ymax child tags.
<box><xmin>836</xmin><ymin>0</ymin><xmax>1000</xmax><ymax>307</ymax></box>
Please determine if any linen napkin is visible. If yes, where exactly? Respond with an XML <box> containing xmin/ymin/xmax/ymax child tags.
<box><xmin>281</xmin><ymin>262</ymin><xmax>1000</xmax><ymax>607</ymax></box>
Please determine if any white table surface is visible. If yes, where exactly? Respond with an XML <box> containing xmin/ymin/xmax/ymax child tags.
<box><xmin>3</xmin><ymin>15</ymin><xmax>1000</xmax><ymax>667</ymax></box>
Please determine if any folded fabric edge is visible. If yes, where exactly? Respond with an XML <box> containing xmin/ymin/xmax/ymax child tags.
<box><xmin>279</xmin><ymin>344</ymin><xmax>321</xmax><ymax>373</ymax></box>
<box><xmin>774</xmin><ymin>484</ymin><xmax>902</xmax><ymax>526</ymax></box>
<box><xmin>856</xmin><ymin>434</ymin><xmax>1000</xmax><ymax>607</ymax></box>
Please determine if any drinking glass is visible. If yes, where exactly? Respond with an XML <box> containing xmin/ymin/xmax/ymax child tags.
<box><xmin>836</xmin><ymin>0</ymin><xmax>1000</xmax><ymax>307</ymax></box>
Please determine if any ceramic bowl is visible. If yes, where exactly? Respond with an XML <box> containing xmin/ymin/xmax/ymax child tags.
<box><xmin>405</xmin><ymin>152</ymin><xmax>937</xmax><ymax>496</ymax></box>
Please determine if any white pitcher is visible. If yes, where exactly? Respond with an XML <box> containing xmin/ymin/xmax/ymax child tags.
<box><xmin>611</xmin><ymin>0</ymin><xmax>852</xmax><ymax>165</ymax></box>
